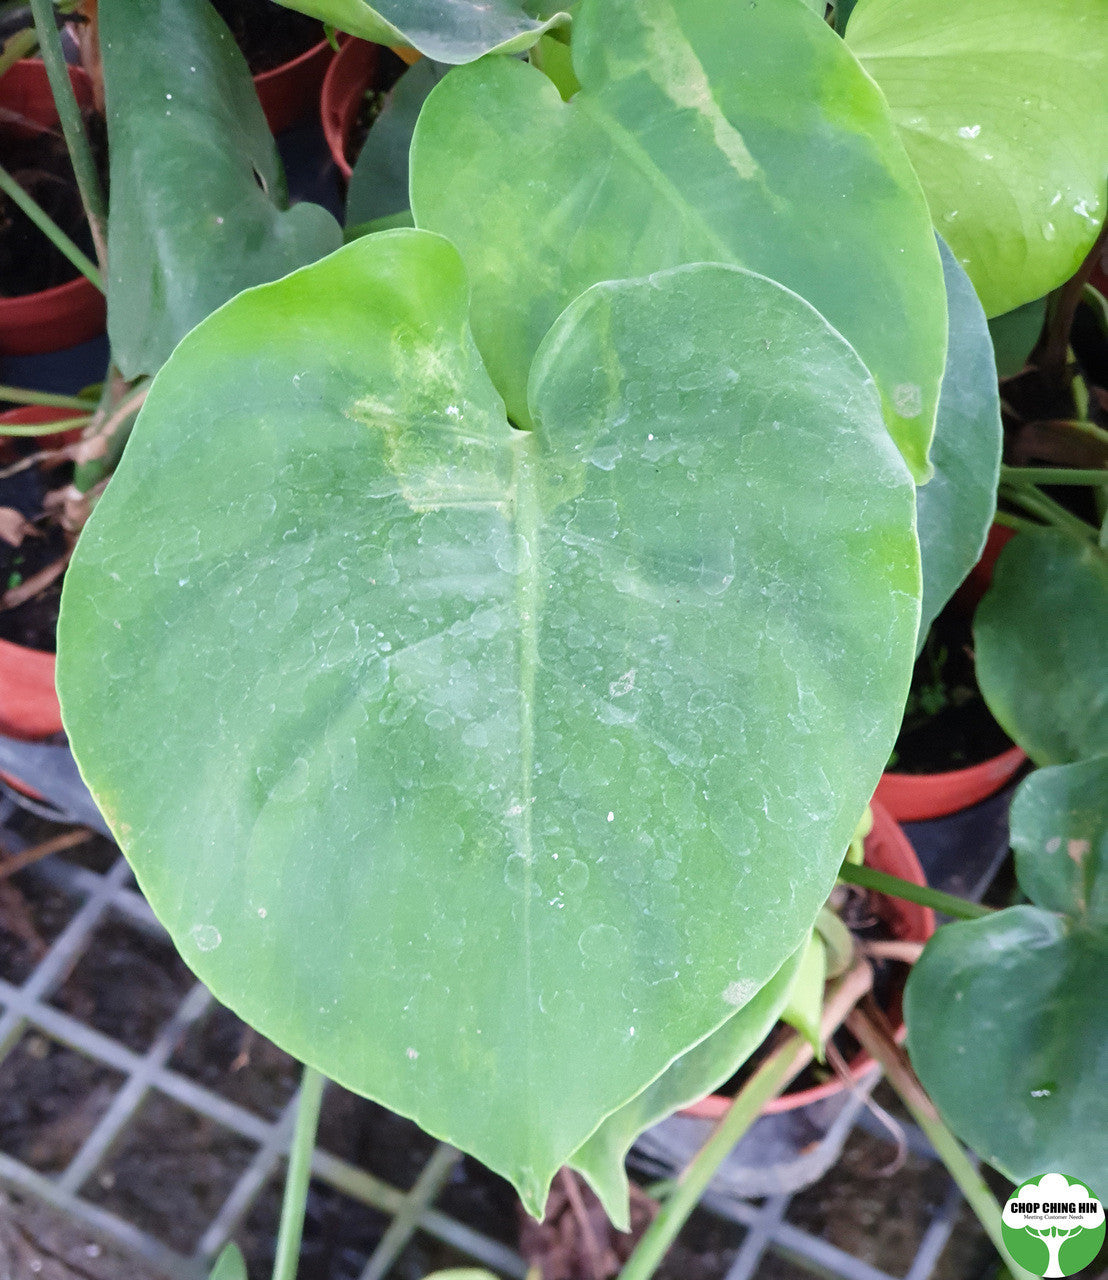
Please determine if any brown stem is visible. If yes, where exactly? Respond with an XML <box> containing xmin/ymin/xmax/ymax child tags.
<box><xmin>1036</xmin><ymin>218</ymin><xmax>1108</xmax><ymax>387</ymax></box>
<box><xmin>0</xmin><ymin>829</ymin><xmax>93</xmax><ymax>880</ymax></box>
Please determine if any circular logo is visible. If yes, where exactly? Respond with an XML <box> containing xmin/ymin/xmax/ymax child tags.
<box><xmin>1002</xmin><ymin>1174</ymin><xmax>1105</xmax><ymax>1277</ymax></box>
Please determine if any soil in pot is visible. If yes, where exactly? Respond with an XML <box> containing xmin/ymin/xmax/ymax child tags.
<box><xmin>346</xmin><ymin>47</ymin><xmax>408</xmax><ymax>170</ymax></box>
<box><xmin>210</xmin><ymin>0</ymin><xmax>325</xmax><ymax>74</ymax></box>
<box><xmin>0</xmin><ymin>111</ymin><xmax>105</xmax><ymax>298</ymax></box>
<box><xmin>0</xmin><ymin>435</ymin><xmax>70</xmax><ymax>653</ymax></box>
<box><xmin>887</xmin><ymin>602</ymin><xmax>1012</xmax><ymax>774</ymax></box>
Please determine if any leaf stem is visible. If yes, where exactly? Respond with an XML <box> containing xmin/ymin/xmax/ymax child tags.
<box><xmin>0</xmin><ymin>386</ymin><xmax>98</xmax><ymax>411</ymax></box>
<box><xmin>836</xmin><ymin>862</ymin><xmax>994</xmax><ymax>921</ymax></box>
<box><xmin>1001</xmin><ymin>466</ymin><xmax>1108</xmax><ymax>487</ymax></box>
<box><xmin>0</xmin><ymin>414</ymin><xmax>91</xmax><ymax>436</ymax></box>
<box><xmin>846</xmin><ymin>1001</ymin><xmax>1037</xmax><ymax>1280</ymax></box>
<box><xmin>998</xmin><ymin>481</ymin><xmax>1098</xmax><ymax>542</ymax></box>
<box><xmin>619</xmin><ymin>964</ymin><xmax>872</xmax><ymax>1280</ymax></box>
<box><xmin>27</xmin><ymin>0</ymin><xmax>108</xmax><ymax>269</ymax></box>
<box><xmin>0</xmin><ymin>161</ymin><xmax>104</xmax><ymax>291</ymax></box>
<box><xmin>271</xmin><ymin>1066</ymin><xmax>326</xmax><ymax>1280</ymax></box>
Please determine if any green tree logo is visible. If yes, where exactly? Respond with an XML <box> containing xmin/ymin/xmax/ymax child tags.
<box><xmin>1002</xmin><ymin>1174</ymin><xmax>1105</xmax><ymax>1277</ymax></box>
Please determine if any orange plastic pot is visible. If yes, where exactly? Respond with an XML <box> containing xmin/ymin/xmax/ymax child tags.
<box><xmin>320</xmin><ymin>37</ymin><xmax>382</xmax><ymax>180</ymax></box>
<box><xmin>0</xmin><ymin>60</ymin><xmax>106</xmax><ymax>355</ymax></box>
<box><xmin>320</xmin><ymin>37</ymin><xmax>418</xmax><ymax>180</ymax></box>
<box><xmin>0</xmin><ymin>406</ymin><xmax>64</xmax><ymax>744</ymax></box>
<box><xmin>873</xmin><ymin>746</ymin><xmax>1026</xmax><ymax>823</ymax></box>
<box><xmin>254</xmin><ymin>35</ymin><xmax>336</xmax><ymax>135</ymax></box>
<box><xmin>681</xmin><ymin>801</ymin><xmax>934</xmax><ymax>1120</ymax></box>
<box><xmin>876</xmin><ymin>522</ymin><xmax>1026</xmax><ymax>822</ymax></box>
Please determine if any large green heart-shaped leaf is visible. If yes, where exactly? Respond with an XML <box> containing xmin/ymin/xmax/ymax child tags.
<box><xmin>58</xmin><ymin>232</ymin><xmax>918</xmax><ymax>1212</ymax></box>
<box><xmin>569</xmin><ymin>945</ymin><xmax>804</xmax><ymax>1228</ymax></box>
<box><xmin>411</xmin><ymin>0</ymin><xmax>946</xmax><ymax>479</ymax></box>
<box><xmin>974</xmin><ymin>530</ymin><xmax>1108</xmax><ymax>765</ymax></box>
<box><xmin>102</xmin><ymin>0</ymin><xmax>341</xmax><ymax>379</ymax></box>
<box><xmin>272</xmin><ymin>0</ymin><xmax>569</xmax><ymax>61</ymax></box>
<box><xmin>847</xmin><ymin>0</ymin><xmax>1108</xmax><ymax>318</ymax></box>
<box><xmin>906</xmin><ymin>757</ymin><xmax>1108</xmax><ymax>1196</ymax></box>
<box><xmin>915</xmin><ymin>237</ymin><xmax>1001</xmax><ymax>648</ymax></box>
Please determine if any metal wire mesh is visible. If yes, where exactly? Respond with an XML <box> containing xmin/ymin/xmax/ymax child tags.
<box><xmin>0</xmin><ymin>790</ymin><xmax>983</xmax><ymax>1280</ymax></box>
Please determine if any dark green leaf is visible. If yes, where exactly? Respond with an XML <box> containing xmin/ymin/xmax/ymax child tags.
<box><xmin>271</xmin><ymin>0</ymin><xmax>569</xmax><ymax>62</ymax></box>
<box><xmin>974</xmin><ymin>530</ymin><xmax>1108</xmax><ymax>764</ymax></box>
<box><xmin>988</xmin><ymin>298</ymin><xmax>1047</xmax><ymax>380</ymax></box>
<box><xmin>102</xmin><ymin>0</ymin><xmax>341</xmax><ymax>378</ymax></box>
<box><xmin>915</xmin><ymin>237</ymin><xmax>1001</xmax><ymax>648</ymax></box>
<box><xmin>347</xmin><ymin>59</ymin><xmax>448</xmax><ymax>227</ymax></box>
<box><xmin>906</xmin><ymin>757</ymin><xmax>1108</xmax><ymax>1197</ymax></box>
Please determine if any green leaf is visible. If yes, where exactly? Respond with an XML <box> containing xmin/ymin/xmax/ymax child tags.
<box><xmin>779</xmin><ymin>931</ymin><xmax>827</xmax><ymax>1055</ymax></box>
<box><xmin>569</xmin><ymin>945</ymin><xmax>805</xmax><ymax>1229</ymax></box>
<box><xmin>974</xmin><ymin>529</ymin><xmax>1108</xmax><ymax>764</ymax></box>
<box><xmin>411</xmin><ymin>0</ymin><xmax>947</xmax><ymax>480</ymax></box>
<box><xmin>209</xmin><ymin>1243</ymin><xmax>248</xmax><ymax>1280</ymax></box>
<box><xmin>988</xmin><ymin>297</ymin><xmax>1047</xmax><ymax>380</ymax></box>
<box><xmin>347</xmin><ymin>59</ymin><xmax>448</xmax><ymax>228</ymax></box>
<box><xmin>271</xmin><ymin>0</ymin><xmax>570</xmax><ymax>62</ymax></box>
<box><xmin>906</xmin><ymin>757</ymin><xmax>1108</xmax><ymax>1197</ymax></box>
<box><xmin>1010</xmin><ymin>757</ymin><xmax>1108</xmax><ymax>927</ymax></box>
<box><xmin>58</xmin><ymin>234</ymin><xmax>918</xmax><ymax>1214</ymax></box>
<box><xmin>847</xmin><ymin>0</ymin><xmax>1108</xmax><ymax>317</ymax></box>
<box><xmin>915</xmin><ymin>237</ymin><xmax>1001</xmax><ymax>648</ymax></box>
<box><xmin>101</xmin><ymin>0</ymin><xmax>341</xmax><ymax>379</ymax></box>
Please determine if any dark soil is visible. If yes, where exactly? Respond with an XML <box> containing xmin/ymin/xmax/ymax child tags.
<box><xmin>0</xmin><ymin>862</ymin><xmax>77</xmax><ymax>985</ymax></box>
<box><xmin>83</xmin><ymin>1090</ymin><xmax>257</xmax><ymax>1253</ymax></box>
<box><xmin>0</xmin><ymin>1032</ymin><xmax>124</xmax><ymax>1173</ymax></box>
<box><xmin>889</xmin><ymin>604</ymin><xmax>1012</xmax><ymax>773</ymax></box>
<box><xmin>210</xmin><ymin>0</ymin><xmax>324</xmax><ymax>74</ymax></box>
<box><xmin>0</xmin><ymin>112</ymin><xmax>104</xmax><ymax>297</ymax></box>
<box><xmin>169</xmin><ymin>1003</ymin><xmax>302</xmax><ymax>1121</ymax></box>
<box><xmin>0</xmin><ymin>419</ymin><xmax>76</xmax><ymax>652</ymax></box>
<box><xmin>47</xmin><ymin>913</ymin><xmax>195</xmax><ymax>1054</ymax></box>
<box><xmin>346</xmin><ymin>48</ymin><xmax>409</xmax><ymax>168</ymax></box>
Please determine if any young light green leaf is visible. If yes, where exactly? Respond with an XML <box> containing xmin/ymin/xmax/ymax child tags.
<box><xmin>974</xmin><ymin>530</ymin><xmax>1108</xmax><ymax>764</ymax></box>
<box><xmin>847</xmin><ymin>0</ymin><xmax>1108</xmax><ymax>317</ymax></box>
<box><xmin>209</xmin><ymin>1243</ymin><xmax>248</xmax><ymax>1280</ymax></box>
<box><xmin>906</xmin><ymin>757</ymin><xmax>1108</xmax><ymax>1197</ymax></box>
<box><xmin>411</xmin><ymin>0</ymin><xmax>946</xmax><ymax>479</ymax></box>
<box><xmin>779</xmin><ymin>931</ymin><xmax>827</xmax><ymax>1057</ymax></box>
<box><xmin>569</xmin><ymin>946</ymin><xmax>805</xmax><ymax>1229</ymax></box>
<box><xmin>270</xmin><ymin>0</ymin><xmax>569</xmax><ymax>62</ymax></box>
<box><xmin>914</xmin><ymin>237</ymin><xmax>1001</xmax><ymax>649</ymax></box>
<box><xmin>101</xmin><ymin>0</ymin><xmax>341</xmax><ymax>378</ymax></box>
<box><xmin>58</xmin><ymin>235</ymin><xmax>918</xmax><ymax>1216</ymax></box>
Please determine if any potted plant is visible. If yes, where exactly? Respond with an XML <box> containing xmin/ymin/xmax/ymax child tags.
<box><xmin>0</xmin><ymin>57</ymin><xmax>105</xmax><ymax>354</ymax></box>
<box><xmin>8</xmin><ymin>0</ymin><xmax>1104</xmax><ymax>1274</ymax></box>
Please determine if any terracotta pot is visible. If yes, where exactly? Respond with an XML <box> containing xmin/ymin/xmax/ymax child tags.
<box><xmin>0</xmin><ymin>407</ymin><xmax>63</xmax><ymax>743</ymax></box>
<box><xmin>0</xmin><ymin>60</ymin><xmax>107</xmax><ymax>355</ymax></box>
<box><xmin>876</xmin><ymin>523</ymin><xmax>1026</xmax><ymax>823</ymax></box>
<box><xmin>681</xmin><ymin>802</ymin><xmax>934</xmax><ymax>1119</ymax></box>
<box><xmin>320</xmin><ymin>37</ymin><xmax>383</xmax><ymax>180</ymax></box>
<box><xmin>873</xmin><ymin>745</ymin><xmax>1025</xmax><ymax>824</ymax></box>
<box><xmin>254</xmin><ymin>35</ymin><xmax>336</xmax><ymax>135</ymax></box>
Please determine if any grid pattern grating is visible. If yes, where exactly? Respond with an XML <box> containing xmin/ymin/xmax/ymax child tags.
<box><xmin>0</xmin><ymin>790</ymin><xmax>978</xmax><ymax>1280</ymax></box>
